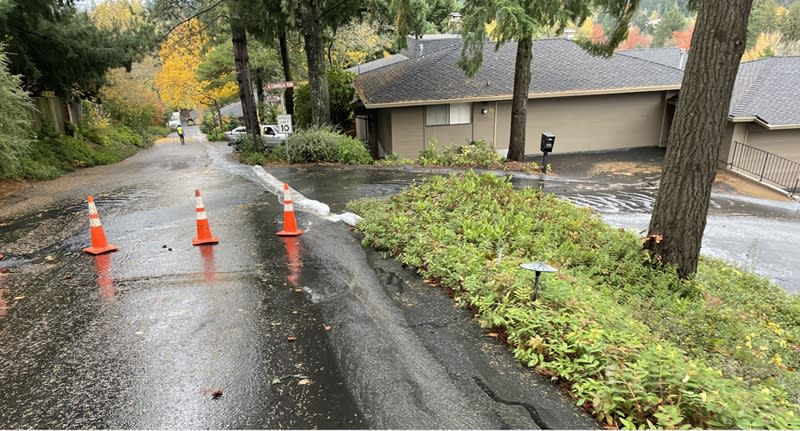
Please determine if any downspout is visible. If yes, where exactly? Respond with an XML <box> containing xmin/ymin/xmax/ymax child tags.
<box><xmin>493</xmin><ymin>102</ymin><xmax>499</xmax><ymax>152</ymax></box>
<box><xmin>657</xmin><ymin>92</ymin><xmax>668</xmax><ymax>147</ymax></box>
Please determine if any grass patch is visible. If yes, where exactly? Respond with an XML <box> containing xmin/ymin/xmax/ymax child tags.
<box><xmin>347</xmin><ymin>172</ymin><xmax>800</xmax><ymax>429</ymax></box>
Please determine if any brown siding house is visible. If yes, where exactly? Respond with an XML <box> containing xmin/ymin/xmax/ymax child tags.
<box><xmin>353</xmin><ymin>38</ymin><xmax>684</xmax><ymax>158</ymax></box>
<box><xmin>721</xmin><ymin>57</ymin><xmax>800</xmax><ymax>163</ymax></box>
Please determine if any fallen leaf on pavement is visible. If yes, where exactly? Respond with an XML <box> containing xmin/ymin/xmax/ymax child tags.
<box><xmin>287</xmin><ymin>336</ymin><xmax>297</xmax><ymax>342</ymax></box>
<box><xmin>298</xmin><ymin>379</ymin><xmax>311</xmax><ymax>385</ymax></box>
<box><xmin>13</xmin><ymin>296</ymin><xmax>24</xmax><ymax>300</ymax></box>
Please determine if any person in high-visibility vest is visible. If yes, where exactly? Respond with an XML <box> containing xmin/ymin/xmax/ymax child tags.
<box><xmin>177</xmin><ymin>124</ymin><xmax>185</xmax><ymax>145</ymax></box>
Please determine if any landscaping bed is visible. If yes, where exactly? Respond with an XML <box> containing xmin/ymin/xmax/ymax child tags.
<box><xmin>347</xmin><ymin>172</ymin><xmax>800</xmax><ymax>429</ymax></box>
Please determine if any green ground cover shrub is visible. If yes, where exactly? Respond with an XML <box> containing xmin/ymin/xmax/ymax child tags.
<box><xmin>347</xmin><ymin>172</ymin><xmax>800</xmax><ymax>429</ymax></box>
<box><xmin>374</xmin><ymin>153</ymin><xmax>415</xmax><ymax>166</ymax></box>
<box><xmin>18</xmin><ymin>120</ymin><xmax>155</xmax><ymax>180</ymax></box>
<box><xmin>206</xmin><ymin>127</ymin><xmax>226</xmax><ymax>142</ymax></box>
<box><xmin>233</xmin><ymin>135</ymin><xmax>266</xmax><ymax>165</ymax></box>
<box><xmin>418</xmin><ymin>138</ymin><xmax>504</xmax><ymax>167</ymax></box>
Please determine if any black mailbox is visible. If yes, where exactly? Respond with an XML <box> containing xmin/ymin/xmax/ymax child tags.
<box><xmin>540</xmin><ymin>133</ymin><xmax>555</xmax><ymax>153</ymax></box>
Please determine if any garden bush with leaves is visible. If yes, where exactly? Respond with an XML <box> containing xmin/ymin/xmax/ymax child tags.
<box><xmin>417</xmin><ymin>138</ymin><xmax>504</xmax><ymax>167</ymax></box>
<box><xmin>282</xmin><ymin>126</ymin><xmax>372</xmax><ymax>164</ymax></box>
<box><xmin>206</xmin><ymin>127</ymin><xmax>226</xmax><ymax>142</ymax></box>
<box><xmin>347</xmin><ymin>172</ymin><xmax>800</xmax><ymax>429</ymax></box>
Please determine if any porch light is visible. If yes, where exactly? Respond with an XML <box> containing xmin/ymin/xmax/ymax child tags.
<box><xmin>520</xmin><ymin>261</ymin><xmax>558</xmax><ymax>302</ymax></box>
<box><xmin>480</xmin><ymin>103</ymin><xmax>488</xmax><ymax>115</ymax></box>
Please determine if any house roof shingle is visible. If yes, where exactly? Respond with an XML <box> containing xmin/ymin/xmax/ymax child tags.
<box><xmin>355</xmin><ymin>38</ymin><xmax>685</xmax><ymax>108</ymax></box>
<box><xmin>729</xmin><ymin>56</ymin><xmax>800</xmax><ymax>127</ymax></box>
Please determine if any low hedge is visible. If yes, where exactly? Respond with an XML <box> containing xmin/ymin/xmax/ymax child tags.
<box><xmin>347</xmin><ymin>172</ymin><xmax>800</xmax><ymax>429</ymax></box>
<box><xmin>282</xmin><ymin>126</ymin><xmax>372</xmax><ymax>165</ymax></box>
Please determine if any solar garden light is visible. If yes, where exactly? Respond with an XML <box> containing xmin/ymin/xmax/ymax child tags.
<box><xmin>540</xmin><ymin>133</ymin><xmax>555</xmax><ymax>174</ymax></box>
<box><xmin>520</xmin><ymin>261</ymin><xmax>558</xmax><ymax>302</ymax></box>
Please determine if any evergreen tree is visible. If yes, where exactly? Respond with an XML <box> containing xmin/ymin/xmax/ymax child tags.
<box><xmin>780</xmin><ymin>1</ymin><xmax>800</xmax><ymax>40</ymax></box>
<box><xmin>0</xmin><ymin>47</ymin><xmax>34</xmax><ymax>178</ymax></box>
<box><xmin>0</xmin><ymin>0</ymin><xmax>153</xmax><ymax>96</ymax></box>
<box><xmin>646</xmin><ymin>0</ymin><xmax>755</xmax><ymax>278</ymax></box>
<box><xmin>748</xmin><ymin>0</ymin><xmax>780</xmax><ymax>46</ymax></box>
<box><xmin>651</xmin><ymin>2</ymin><xmax>687</xmax><ymax>47</ymax></box>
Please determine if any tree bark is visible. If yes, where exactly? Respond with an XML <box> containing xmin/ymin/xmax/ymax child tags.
<box><xmin>255</xmin><ymin>67</ymin><xmax>265</xmax><ymax>118</ymax></box>
<box><xmin>230</xmin><ymin>14</ymin><xmax>260</xmax><ymax>144</ymax></box>
<box><xmin>278</xmin><ymin>25</ymin><xmax>294</xmax><ymax>116</ymax></box>
<box><xmin>507</xmin><ymin>36</ymin><xmax>532</xmax><ymax>162</ymax></box>
<box><xmin>301</xmin><ymin>0</ymin><xmax>330</xmax><ymax>126</ymax></box>
<box><xmin>646</xmin><ymin>0</ymin><xmax>753</xmax><ymax>278</ymax></box>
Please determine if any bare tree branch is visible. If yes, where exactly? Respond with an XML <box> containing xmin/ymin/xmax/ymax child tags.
<box><xmin>158</xmin><ymin>0</ymin><xmax>225</xmax><ymax>41</ymax></box>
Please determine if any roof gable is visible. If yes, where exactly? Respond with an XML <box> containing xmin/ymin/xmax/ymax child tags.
<box><xmin>355</xmin><ymin>38</ymin><xmax>685</xmax><ymax>108</ymax></box>
<box><xmin>729</xmin><ymin>57</ymin><xmax>800</xmax><ymax>127</ymax></box>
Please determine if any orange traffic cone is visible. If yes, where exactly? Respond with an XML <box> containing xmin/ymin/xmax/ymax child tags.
<box><xmin>83</xmin><ymin>195</ymin><xmax>119</xmax><ymax>255</ymax></box>
<box><xmin>277</xmin><ymin>183</ymin><xmax>304</xmax><ymax>236</ymax></box>
<box><xmin>192</xmin><ymin>189</ymin><xmax>219</xmax><ymax>246</ymax></box>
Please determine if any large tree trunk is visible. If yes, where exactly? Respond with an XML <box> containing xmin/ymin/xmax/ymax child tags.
<box><xmin>301</xmin><ymin>0</ymin><xmax>330</xmax><ymax>126</ymax></box>
<box><xmin>507</xmin><ymin>36</ymin><xmax>532</xmax><ymax>162</ymax></box>
<box><xmin>646</xmin><ymin>0</ymin><xmax>753</xmax><ymax>278</ymax></box>
<box><xmin>279</xmin><ymin>25</ymin><xmax>294</xmax><ymax>116</ymax></box>
<box><xmin>230</xmin><ymin>15</ymin><xmax>260</xmax><ymax>144</ymax></box>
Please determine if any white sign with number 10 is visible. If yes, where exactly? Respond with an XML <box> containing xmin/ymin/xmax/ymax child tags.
<box><xmin>277</xmin><ymin>115</ymin><xmax>293</xmax><ymax>134</ymax></box>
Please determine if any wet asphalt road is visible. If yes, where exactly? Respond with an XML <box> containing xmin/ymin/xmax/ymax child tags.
<box><xmin>0</xmin><ymin>128</ymin><xmax>363</xmax><ymax>428</ymax></box>
<box><xmin>0</xmin><ymin>128</ymin><xmax>596</xmax><ymax>429</ymax></box>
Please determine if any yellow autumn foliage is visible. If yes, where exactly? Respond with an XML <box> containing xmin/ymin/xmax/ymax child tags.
<box><xmin>91</xmin><ymin>0</ymin><xmax>146</xmax><ymax>30</ymax></box>
<box><xmin>155</xmin><ymin>19</ymin><xmax>237</xmax><ymax>109</ymax></box>
<box><xmin>576</xmin><ymin>17</ymin><xmax>594</xmax><ymax>40</ymax></box>
<box><xmin>742</xmin><ymin>31</ymin><xmax>783</xmax><ymax>62</ymax></box>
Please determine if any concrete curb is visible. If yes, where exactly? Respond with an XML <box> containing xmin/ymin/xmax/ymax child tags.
<box><xmin>252</xmin><ymin>166</ymin><xmax>331</xmax><ymax>217</ymax></box>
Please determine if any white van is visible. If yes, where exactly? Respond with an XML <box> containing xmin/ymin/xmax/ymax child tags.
<box><xmin>167</xmin><ymin>112</ymin><xmax>180</xmax><ymax>129</ymax></box>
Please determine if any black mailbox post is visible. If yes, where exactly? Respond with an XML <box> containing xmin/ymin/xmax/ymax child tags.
<box><xmin>540</xmin><ymin>133</ymin><xmax>555</xmax><ymax>174</ymax></box>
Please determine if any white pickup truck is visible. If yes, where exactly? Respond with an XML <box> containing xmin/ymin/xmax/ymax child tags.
<box><xmin>260</xmin><ymin>125</ymin><xmax>288</xmax><ymax>148</ymax></box>
<box><xmin>225</xmin><ymin>125</ymin><xmax>288</xmax><ymax>149</ymax></box>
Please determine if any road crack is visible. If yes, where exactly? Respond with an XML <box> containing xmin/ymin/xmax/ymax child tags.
<box><xmin>473</xmin><ymin>376</ymin><xmax>549</xmax><ymax>430</ymax></box>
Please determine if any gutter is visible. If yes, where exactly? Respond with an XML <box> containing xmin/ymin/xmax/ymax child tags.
<box><xmin>728</xmin><ymin>115</ymin><xmax>800</xmax><ymax>130</ymax></box>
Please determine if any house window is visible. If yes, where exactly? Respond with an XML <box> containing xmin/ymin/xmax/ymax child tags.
<box><xmin>449</xmin><ymin>103</ymin><xmax>471</xmax><ymax>124</ymax></box>
<box><xmin>426</xmin><ymin>105</ymin><xmax>449</xmax><ymax>126</ymax></box>
<box><xmin>426</xmin><ymin>103</ymin><xmax>471</xmax><ymax>126</ymax></box>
